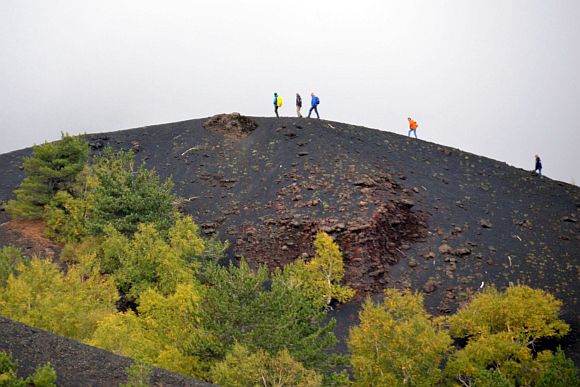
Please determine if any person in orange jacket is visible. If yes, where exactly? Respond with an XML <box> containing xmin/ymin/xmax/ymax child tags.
<box><xmin>408</xmin><ymin>117</ymin><xmax>418</xmax><ymax>138</ymax></box>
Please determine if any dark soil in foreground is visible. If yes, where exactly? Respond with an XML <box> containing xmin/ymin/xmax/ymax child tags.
<box><xmin>0</xmin><ymin>114</ymin><xmax>578</xmax><ymax>380</ymax></box>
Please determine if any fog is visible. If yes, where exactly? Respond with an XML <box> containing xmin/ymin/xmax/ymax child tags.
<box><xmin>1</xmin><ymin>1</ymin><xmax>579</xmax><ymax>184</ymax></box>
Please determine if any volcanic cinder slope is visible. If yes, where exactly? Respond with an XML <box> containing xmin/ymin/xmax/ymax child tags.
<box><xmin>0</xmin><ymin>114</ymin><xmax>578</xmax><ymax>378</ymax></box>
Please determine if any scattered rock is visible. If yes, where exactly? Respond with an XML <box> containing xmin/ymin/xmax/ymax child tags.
<box><xmin>400</xmin><ymin>199</ymin><xmax>415</xmax><ymax>208</ymax></box>
<box><xmin>408</xmin><ymin>258</ymin><xmax>418</xmax><ymax>268</ymax></box>
<box><xmin>298</xmin><ymin>151</ymin><xmax>309</xmax><ymax>157</ymax></box>
<box><xmin>423</xmin><ymin>279</ymin><xmax>438</xmax><ymax>294</ymax></box>
<box><xmin>438</xmin><ymin>244</ymin><xmax>452</xmax><ymax>254</ymax></box>
<box><xmin>560</xmin><ymin>216</ymin><xmax>577</xmax><ymax>223</ymax></box>
<box><xmin>479</xmin><ymin>219</ymin><xmax>492</xmax><ymax>228</ymax></box>
<box><xmin>453</xmin><ymin>247</ymin><xmax>472</xmax><ymax>256</ymax></box>
<box><xmin>353</xmin><ymin>175</ymin><xmax>377</xmax><ymax>187</ymax></box>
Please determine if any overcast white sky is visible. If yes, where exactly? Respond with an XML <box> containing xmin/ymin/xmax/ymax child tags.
<box><xmin>1</xmin><ymin>1</ymin><xmax>579</xmax><ymax>184</ymax></box>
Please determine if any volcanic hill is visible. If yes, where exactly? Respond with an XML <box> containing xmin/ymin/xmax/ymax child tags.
<box><xmin>0</xmin><ymin>114</ymin><xmax>579</xmax><ymax>380</ymax></box>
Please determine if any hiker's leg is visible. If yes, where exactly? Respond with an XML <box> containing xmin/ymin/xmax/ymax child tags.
<box><xmin>314</xmin><ymin>106</ymin><xmax>320</xmax><ymax>119</ymax></box>
<box><xmin>308</xmin><ymin>106</ymin><xmax>313</xmax><ymax>117</ymax></box>
<box><xmin>275</xmin><ymin>106</ymin><xmax>279</xmax><ymax>117</ymax></box>
<box><xmin>414</xmin><ymin>130</ymin><xmax>417</xmax><ymax>138</ymax></box>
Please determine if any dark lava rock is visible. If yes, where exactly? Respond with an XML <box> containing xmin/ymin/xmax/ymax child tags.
<box><xmin>479</xmin><ymin>218</ymin><xmax>493</xmax><ymax>228</ymax></box>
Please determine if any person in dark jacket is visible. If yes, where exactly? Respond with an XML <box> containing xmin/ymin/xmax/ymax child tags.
<box><xmin>296</xmin><ymin>93</ymin><xmax>303</xmax><ymax>117</ymax></box>
<box><xmin>533</xmin><ymin>155</ymin><xmax>542</xmax><ymax>176</ymax></box>
<box><xmin>308</xmin><ymin>92</ymin><xmax>320</xmax><ymax>119</ymax></box>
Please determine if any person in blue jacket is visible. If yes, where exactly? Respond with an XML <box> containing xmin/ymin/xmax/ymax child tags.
<box><xmin>308</xmin><ymin>92</ymin><xmax>320</xmax><ymax>119</ymax></box>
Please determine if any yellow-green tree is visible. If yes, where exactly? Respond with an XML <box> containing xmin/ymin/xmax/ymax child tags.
<box><xmin>445</xmin><ymin>285</ymin><xmax>571</xmax><ymax>386</ymax></box>
<box><xmin>0</xmin><ymin>257</ymin><xmax>117</xmax><ymax>341</ymax></box>
<box><xmin>74</xmin><ymin>216</ymin><xmax>206</xmax><ymax>302</ymax></box>
<box><xmin>209</xmin><ymin>343</ymin><xmax>323</xmax><ymax>387</ymax></box>
<box><xmin>281</xmin><ymin>231</ymin><xmax>354</xmax><ymax>308</ymax></box>
<box><xmin>89</xmin><ymin>284</ymin><xmax>206</xmax><ymax>378</ymax></box>
<box><xmin>348</xmin><ymin>289</ymin><xmax>452</xmax><ymax>386</ymax></box>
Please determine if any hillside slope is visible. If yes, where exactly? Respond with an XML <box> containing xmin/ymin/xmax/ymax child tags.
<box><xmin>1</xmin><ymin>114</ymin><xmax>578</xmax><ymax>369</ymax></box>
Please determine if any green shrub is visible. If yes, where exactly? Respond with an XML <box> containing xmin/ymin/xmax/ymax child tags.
<box><xmin>536</xmin><ymin>347</ymin><xmax>579</xmax><ymax>387</ymax></box>
<box><xmin>196</xmin><ymin>259</ymin><xmax>339</xmax><ymax>372</ymax></box>
<box><xmin>6</xmin><ymin>133</ymin><xmax>88</xmax><ymax>219</ymax></box>
<box><xmin>120</xmin><ymin>360</ymin><xmax>152</xmax><ymax>387</ymax></box>
<box><xmin>86</xmin><ymin>148</ymin><xmax>176</xmax><ymax>235</ymax></box>
<box><xmin>209</xmin><ymin>343</ymin><xmax>323</xmax><ymax>387</ymax></box>
<box><xmin>0</xmin><ymin>351</ymin><xmax>56</xmax><ymax>387</ymax></box>
<box><xmin>0</xmin><ymin>246</ymin><xmax>28</xmax><ymax>287</ymax></box>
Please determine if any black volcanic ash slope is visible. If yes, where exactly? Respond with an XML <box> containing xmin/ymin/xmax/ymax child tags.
<box><xmin>0</xmin><ymin>113</ymin><xmax>578</xmax><ymax>366</ymax></box>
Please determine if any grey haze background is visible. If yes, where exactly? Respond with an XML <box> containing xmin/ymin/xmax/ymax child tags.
<box><xmin>1</xmin><ymin>1</ymin><xmax>579</xmax><ymax>184</ymax></box>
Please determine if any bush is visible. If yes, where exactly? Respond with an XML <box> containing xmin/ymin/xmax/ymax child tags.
<box><xmin>348</xmin><ymin>289</ymin><xmax>451</xmax><ymax>386</ymax></box>
<box><xmin>6</xmin><ymin>133</ymin><xmax>88</xmax><ymax>219</ymax></box>
<box><xmin>0</xmin><ymin>246</ymin><xmax>28</xmax><ymax>287</ymax></box>
<box><xmin>90</xmin><ymin>284</ymin><xmax>206</xmax><ymax>379</ymax></box>
<box><xmin>445</xmin><ymin>285</ymin><xmax>572</xmax><ymax>386</ymax></box>
<box><xmin>209</xmin><ymin>343</ymin><xmax>323</xmax><ymax>387</ymax></box>
<box><xmin>0</xmin><ymin>351</ymin><xmax>56</xmax><ymax>387</ymax></box>
<box><xmin>536</xmin><ymin>347</ymin><xmax>579</xmax><ymax>387</ymax></box>
<box><xmin>85</xmin><ymin>148</ymin><xmax>177</xmax><ymax>235</ymax></box>
<box><xmin>277</xmin><ymin>231</ymin><xmax>354</xmax><ymax>309</ymax></box>
<box><xmin>0</xmin><ymin>257</ymin><xmax>117</xmax><ymax>341</ymax></box>
<box><xmin>197</xmin><ymin>259</ymin><xmax>339</xmax><ymax>372</ymax></box>
<box><xmin>120</xmin><ymin>360</ymin><xmax>152</xmax><ymax>387</ymax></box>
<box><xmin>44</xmin><ymin>190</ymin><xmax>91</xmax><ymax>243</ymax></box>
<box><xmin>96</xmin><ymin>217</ymin><xmax>207</xmax><ymax>302</ymax></box>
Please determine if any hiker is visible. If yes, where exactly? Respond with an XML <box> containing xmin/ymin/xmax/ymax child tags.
<box><xmin>296</xmin><ymin>93</ymin><xmax>303</xmax><ymax>117</ymax></box>
<box><xmin>273</xmin><ymin>92</ymin><xmax>283</xmax><ymax>117</ymax></box>
<box><xmin>533</xmin><ymin>154</ymin><xmax>542</xmax><ymax>176</ymax></box>
<box><xmin>308</xmin><ymin>92</ymin><xmax>320</xmax><ymax>119</ymax></box>
<box><xmin>408</xmin><ymin>117</ymin><xmax>418</xmax><ymax>138</ymax></box>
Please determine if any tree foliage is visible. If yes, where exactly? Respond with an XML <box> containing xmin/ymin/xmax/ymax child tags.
<box><xmin>536</xmin><ymin>347</ymin><xmax>580</xmax><ymax>387</ymax></box>
<box><xmin>6</xmin><ymin>133</ymin><xmax>88</xmax><ymax>219</ymax></box>
<box><xmin>209</xmin><ymin>343</ymin><xmax>323</xmax><ymax>387</ymax></box>
<box><xmin>0</xmin><ymin>257</ymin><xmax>117</xmax><ymax>341</ymax></box>
<box><xmin>89</xmin><ymin>284</ymin><xmax>206</xmax><ymax>378</ymax></box>
<box><xmin>445</xmin><ymin>285</ymin><xmax>573</xmax><ymax>386</ymax></box>
<box><xmin>348</xmin><ymin>289</ymin><xmax>451</xmax><ymax>386</ymax></box>
<box><xmin>85</xmin><ymin>148</ymin><xmax>176</xmax><ymax>235</ymax></box>
<box><xmin>0</xmin><ymin>246</ymin><xmax>28</xmax><ymax>287</ymax></box>
<box><xmin>447</xmin><ymin>285</ymin><xmax>569</xmax><ymax>343</ymax></box>
<box><xmin>196</xmin><ymin>259</ymin><xmax>339</xmax><ymax>371</ymax></box>
<box><xmin>278</xmin><ymin>231</ymin><xmax>354</xmax><ymax>309</ymax></box>
<box><xmin>0</xmin><ymin>351</ymin><xmax>57</xmax><ymax>387</ymax></box>
<box><xmin>73</xmin><ymin>216</ymin><xmax>207</xmax><ymax>303</ymax></box>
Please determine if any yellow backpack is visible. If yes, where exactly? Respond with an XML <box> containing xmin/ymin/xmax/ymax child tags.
<box><xmin>277</xmin><ymin>96</ymin><xmax>283</xmax><ymax>107</ymax></box>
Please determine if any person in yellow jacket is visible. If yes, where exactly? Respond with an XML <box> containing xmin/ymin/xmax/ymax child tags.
<box><xmin>408</xmin><ymin>117</ymin><xmax>418</xmax><ymax>138</ymax></box>
<box><xmin>273</xmin><ymin>92</ymin><xmax>283</xmax><ymax>117</ymax></box>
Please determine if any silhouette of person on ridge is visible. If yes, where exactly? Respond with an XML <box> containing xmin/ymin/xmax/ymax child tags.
<box><xmin>296</xmin><ymin>93</ymin><xmax>303</xmax><ymax>118</ymax></box>
<box><xmin>308</xmin><ymin>92</ymin><xmax>320</xmax><ymax>119</ymax></box>
<box><xmin>533</xmin><ymin>155</ymin><xmax>542</xmax><ymax>177</ymax></box>
<box><xmin>408</xmin><ymin>117</ymin><xmax>418</xmax><ymax>138</ymax></box>
<box><xmin>273</xmin><ymin>92</ymin><xmax>282</xmax><ymax>117</ymax></box>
